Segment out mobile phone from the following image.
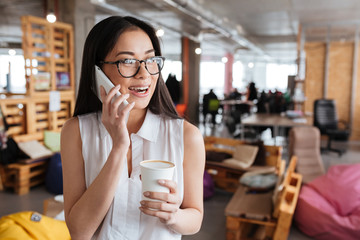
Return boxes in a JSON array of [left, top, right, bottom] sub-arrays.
[[94, 65, 129, 117]]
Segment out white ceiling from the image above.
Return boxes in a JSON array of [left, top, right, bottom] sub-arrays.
[[89, 0, 360, 63], [1, 0, 360, 63]]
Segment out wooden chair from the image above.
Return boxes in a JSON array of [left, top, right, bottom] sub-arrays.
[[289, 126, 325, 184], [204, 136, 282, 192], [225, 156, 302, 240]]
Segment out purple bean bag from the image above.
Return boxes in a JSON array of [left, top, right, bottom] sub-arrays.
[[203, 170, 215, 200]]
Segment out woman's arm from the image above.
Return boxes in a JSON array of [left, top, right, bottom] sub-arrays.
[[140, 121, 205, 234], [169, 121, 205, 234], [61, 86, 133, 239], [61, 118, 128, 239]]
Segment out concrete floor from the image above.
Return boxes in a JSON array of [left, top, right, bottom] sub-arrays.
[[1, 121, 360, 239]]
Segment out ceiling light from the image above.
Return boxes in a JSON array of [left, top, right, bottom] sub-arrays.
[[222, 57, 228, 63], [195, 47, 202, 55], [156, 28, 164, 37], [46, 12, 57, 23], [248, 62, 254, 68], [8, 49, 16, 56]]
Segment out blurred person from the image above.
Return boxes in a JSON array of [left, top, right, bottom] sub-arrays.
[[246, 82, 258, 101], [165, 73, 181, 105], [202, 89, 219, 125]]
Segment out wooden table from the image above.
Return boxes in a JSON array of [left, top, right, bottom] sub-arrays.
[[220, 99, 254, 106], [225, 157, 302, 240], [240, 113, 312, 144], [43, 197, 64, 218]]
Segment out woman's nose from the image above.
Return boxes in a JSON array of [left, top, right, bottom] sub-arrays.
[[135, 62, 150, 78]]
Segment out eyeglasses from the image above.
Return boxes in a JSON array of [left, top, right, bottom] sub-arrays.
[[100, 56, 165, 78]]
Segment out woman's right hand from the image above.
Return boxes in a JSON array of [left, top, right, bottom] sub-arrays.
[[100, 85, 135, 150]]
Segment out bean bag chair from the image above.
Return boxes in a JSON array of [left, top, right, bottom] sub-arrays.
[[45, 153, 63, 195], [203, 170, 215, 200], [0, 211, 70, 239], [294, 163, 360, 240]]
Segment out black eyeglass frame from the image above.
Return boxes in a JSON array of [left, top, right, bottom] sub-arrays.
[[99, 56, 165, 78]]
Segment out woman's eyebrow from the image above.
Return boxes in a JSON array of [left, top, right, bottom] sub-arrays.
[[115, 51, 134, 57], [114, 49, 155, 58], [145, 49, 155, 54]]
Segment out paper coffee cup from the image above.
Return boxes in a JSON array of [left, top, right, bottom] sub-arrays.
[[140, 160, 175, 201]]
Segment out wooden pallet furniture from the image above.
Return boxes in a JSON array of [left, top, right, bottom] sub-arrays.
[[0, 126, 59, 195], [0, 98, 66, 194], [0, 96, 73, 142], [0, 15, 75, 140], [21, 15, 75, 97], [225, 156, 302, 240], [0, 159, 50, 195], [0, 16, 74, 195], [204, 136, 282, 192]]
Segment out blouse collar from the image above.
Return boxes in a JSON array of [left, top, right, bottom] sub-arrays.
[[98, 109, 160, 143]]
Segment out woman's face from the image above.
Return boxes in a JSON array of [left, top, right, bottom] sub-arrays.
[[102, 28, 158, 110]]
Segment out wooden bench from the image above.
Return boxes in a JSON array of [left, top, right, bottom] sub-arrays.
[[204, 136, 282, 192], [0, 159, 50, 195], [225, 156, 302, 240], [0, 133, 54, 195]]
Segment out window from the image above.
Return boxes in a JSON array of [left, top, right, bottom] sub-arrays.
[[200, 61, 225, 98], [232, 61, 245, 90], [0, 55, 26, 93], [162, 60, 182, 82], [266, 63, 297, 91]]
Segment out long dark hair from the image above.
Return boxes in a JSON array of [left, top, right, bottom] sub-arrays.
[[73, 16, 180, 119]]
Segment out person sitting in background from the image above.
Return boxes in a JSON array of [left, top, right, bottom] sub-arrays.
[[202, 89, 219, 125], [227, 88, 242, 100], [257, 90, 269, 113], [246, 82, 258, 101], [165, 73, 181, 105], [269, 89, 287, 113]]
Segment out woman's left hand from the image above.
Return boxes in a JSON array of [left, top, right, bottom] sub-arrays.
[[139, 179, 181, 225]]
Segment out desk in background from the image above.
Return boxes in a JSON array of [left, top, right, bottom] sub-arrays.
[[220, 100, 255, 134], [220, 99, 254, 106], [241, 113, 312, 144], [220, 99, 255, 113]]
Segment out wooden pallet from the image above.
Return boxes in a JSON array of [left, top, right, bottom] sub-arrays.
[[21, 15, 75, 97], [0, 160, 49, 195], [225, 157, 302, 240], [204, 136, 283, 192]]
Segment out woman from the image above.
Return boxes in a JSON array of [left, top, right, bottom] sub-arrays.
[[61, 16, 205, 240]]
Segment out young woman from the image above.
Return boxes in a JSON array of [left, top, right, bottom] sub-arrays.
[[60, 16, 205, 240]]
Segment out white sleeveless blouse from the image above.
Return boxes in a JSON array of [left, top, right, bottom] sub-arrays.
[[78, 110, 184, 240]]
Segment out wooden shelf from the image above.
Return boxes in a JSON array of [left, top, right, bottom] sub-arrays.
[[0, 16, 75, 141], [21, 15, 75, 96]]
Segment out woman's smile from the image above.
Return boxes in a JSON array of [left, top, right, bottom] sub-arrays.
[[128, 84, 151, 97]]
